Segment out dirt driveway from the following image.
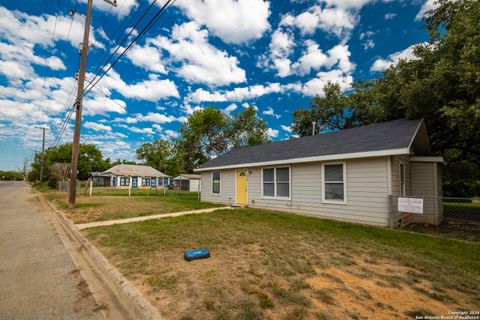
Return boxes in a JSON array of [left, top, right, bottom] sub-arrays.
[[0, 181, 104, 320]]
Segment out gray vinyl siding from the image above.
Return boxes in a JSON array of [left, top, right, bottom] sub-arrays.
[[201, 170, 236, 205], [411, 162, 436, 224], [390, 155, 413, 227], [201, 157, 391, 226]]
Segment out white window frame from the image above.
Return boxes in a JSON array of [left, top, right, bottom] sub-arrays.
[[321, 161, 347, 204], [211, 171, 221, 195], [261, 166, 291, 200], [399, 161, 406, 197]]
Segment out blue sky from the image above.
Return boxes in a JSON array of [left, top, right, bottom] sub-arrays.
[[0, 0, 436, 170]]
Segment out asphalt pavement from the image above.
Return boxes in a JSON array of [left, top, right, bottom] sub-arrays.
[[0, 181, 104, 320]]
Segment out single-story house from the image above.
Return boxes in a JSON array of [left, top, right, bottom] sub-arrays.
[[89, 172, 111, 187], [172, 174, 201, 192], [195, 119, 444, 228], [102, 164, 170, 189]]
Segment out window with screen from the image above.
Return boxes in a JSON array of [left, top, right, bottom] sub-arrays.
[[262, 167, 290, 198], [323, 163, 346, 202], [212, 171, 221, 194]]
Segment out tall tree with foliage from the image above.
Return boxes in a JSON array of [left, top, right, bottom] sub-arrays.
[[228, 106, 270, 149], [29, 143, 111, 182], [292, 0, 480, 196], [135, 139, 184, 176], [179, 106, 230, 157]]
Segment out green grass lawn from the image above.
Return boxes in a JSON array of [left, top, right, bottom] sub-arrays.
[[84, 208, 480, 320], [37, 186, 223, 224]]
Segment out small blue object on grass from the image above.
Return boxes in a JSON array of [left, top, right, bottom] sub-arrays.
[[184, 248, 210, 262]]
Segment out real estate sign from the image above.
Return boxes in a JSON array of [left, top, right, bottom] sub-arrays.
[[398, 197, 423, 214]]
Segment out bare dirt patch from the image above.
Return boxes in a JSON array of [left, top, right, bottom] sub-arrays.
[[84, 209, 480, 320]]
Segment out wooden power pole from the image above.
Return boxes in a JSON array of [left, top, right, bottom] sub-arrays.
[[68, 0, 116, 209], [35, 126, 49, 183]]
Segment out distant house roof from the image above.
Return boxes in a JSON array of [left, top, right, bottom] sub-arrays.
[[103, 164, 169, 178], [173, 174, 201, 180], [196, 119, 431, 171]]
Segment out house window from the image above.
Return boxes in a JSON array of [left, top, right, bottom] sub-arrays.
[[262, 167, 290, 198], [400, 162, 406, 196], [142, 178, 151, 187], [323, 163, 346, 203], [212, 171, 221, 194], [263, 168, 275, 197], [120, 177, 130, 186]]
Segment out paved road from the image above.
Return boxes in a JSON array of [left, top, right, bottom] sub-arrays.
[[0, 181, 104, 320]]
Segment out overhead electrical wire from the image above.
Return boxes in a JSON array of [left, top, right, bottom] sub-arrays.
[[51, 0, 176, 146]]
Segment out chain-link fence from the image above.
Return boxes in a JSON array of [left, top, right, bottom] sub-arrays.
[[83, 185, 201, 201], [390, 195, 480, 241], [56, 180, 81, 196]]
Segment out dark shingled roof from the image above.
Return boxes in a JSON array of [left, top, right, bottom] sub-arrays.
[[198, 119, 422, 170]]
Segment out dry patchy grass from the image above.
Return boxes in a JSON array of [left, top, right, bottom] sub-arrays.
[[41, 188, 222, 224], [84, 209, 480, 320]]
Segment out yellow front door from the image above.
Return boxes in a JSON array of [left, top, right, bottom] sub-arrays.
[[236, 169, 248, 205]]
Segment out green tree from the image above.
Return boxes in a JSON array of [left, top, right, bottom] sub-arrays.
[[178, 106, 230, 159], [228, 106, 270, 149], [292, 0, 480, 196], [135, 139, 183, 176], [29, 143, 110, 181]]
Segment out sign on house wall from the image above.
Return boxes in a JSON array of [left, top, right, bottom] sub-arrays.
[[398, 197, 424, 214]]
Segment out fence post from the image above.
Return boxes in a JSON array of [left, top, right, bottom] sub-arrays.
[[129, 176, 132, 197], [89, 179, 92, 197]]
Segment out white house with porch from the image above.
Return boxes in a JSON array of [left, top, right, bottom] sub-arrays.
[[102, 164, 170, 189]]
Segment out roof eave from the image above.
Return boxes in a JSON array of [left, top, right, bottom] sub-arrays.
[[194, 147, 411, 172]]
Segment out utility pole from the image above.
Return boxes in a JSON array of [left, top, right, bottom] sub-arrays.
[[35, 126, 49, 183], [68, 0, 116, 209]]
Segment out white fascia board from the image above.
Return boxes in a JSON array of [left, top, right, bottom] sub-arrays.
[[194, 148, 410, 172], [410, 156, 445, 164]]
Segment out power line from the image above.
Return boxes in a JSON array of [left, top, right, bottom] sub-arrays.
[[84, 0, 176, 97], [51, 0, 176, 147], [83, 0, 161, 93]]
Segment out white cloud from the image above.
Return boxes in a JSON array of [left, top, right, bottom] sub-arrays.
[[113, 116, 139, 124], [263, 107, 281, 119], [164, 130, 179, 138], [79, 0, 138, 17], [301, 69, 354, 96], [84, 122, 112, 132], [125, 42, 167, 74], [136, 112, 180, 124], [268, 28, 295, 77], [176, 0, 271, 44], [118, 125, 155, 135], [370, 43, 424, 72], [416, 0, 439, 20], [224, 103, 238, 115], [281, 5, 357, 40], [84, 96, 127, 116], [96, 70, 179, 102], [0, 6, 103, 49], [292, 41, 355, 76], [147, 21, 246, 86], [266, 128, 279, 138], [280, 125, 292, 133], [384, 13, 397, 20], [188, 83, 286, 103]]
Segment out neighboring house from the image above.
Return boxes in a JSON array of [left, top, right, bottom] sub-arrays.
[[172, 174, 201, 192], [89, 172, 111, 187], [102, 164, 170, 189], [195, 119, 444, 227]]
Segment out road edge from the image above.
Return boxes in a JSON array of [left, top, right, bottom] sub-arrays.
[[35, 191, 163, 320]]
